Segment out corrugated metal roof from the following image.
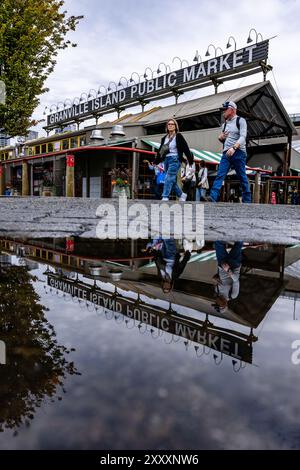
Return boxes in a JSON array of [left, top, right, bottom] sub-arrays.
[[141, 82, 267, 124], [138, 81, 296, 139]]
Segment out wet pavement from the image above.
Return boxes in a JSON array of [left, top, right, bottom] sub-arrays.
[[0, 238, 300, 450]]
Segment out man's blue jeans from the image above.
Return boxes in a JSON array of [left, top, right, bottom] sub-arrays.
[[210, 149, 251, 203], [162, 155, 182, 199], [215, 241, 243, 269]]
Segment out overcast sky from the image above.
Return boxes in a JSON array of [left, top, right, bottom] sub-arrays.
[[34, 0, 300, 135]]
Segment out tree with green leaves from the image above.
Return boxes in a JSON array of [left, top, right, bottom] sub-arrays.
[[0, 0, 83, 137]]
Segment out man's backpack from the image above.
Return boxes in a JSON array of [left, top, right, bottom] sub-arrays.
[[222, 116, 241, 133]]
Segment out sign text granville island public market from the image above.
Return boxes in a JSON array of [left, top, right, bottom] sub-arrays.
[[48, 41, 269, 126]]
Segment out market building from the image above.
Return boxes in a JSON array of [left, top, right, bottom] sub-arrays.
[[0, 36, 299, 202]]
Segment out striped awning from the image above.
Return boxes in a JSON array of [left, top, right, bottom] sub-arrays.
[[141, 139, 221, 164], [141, 139, 271, 173]]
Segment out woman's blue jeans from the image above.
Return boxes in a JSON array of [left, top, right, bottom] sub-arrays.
[[162, 155, 182, 199], [196, 187, 207, 201]]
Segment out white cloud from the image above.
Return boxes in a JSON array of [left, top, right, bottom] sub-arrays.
[[32, 0, 300, 134]]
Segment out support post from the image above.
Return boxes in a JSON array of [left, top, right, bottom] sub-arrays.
[[22, 161, 30, 196], [0, 165, 5, 195], [66, 154, 75, 197], [254, 172, 261, 203]]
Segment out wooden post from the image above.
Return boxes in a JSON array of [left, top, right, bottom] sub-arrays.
[[22, 161, 30, 196], [254, 172, 261, 203], [264, 180, 270, 204], [0, 165, 5, 195], [131, 151, 138, 199], [66, 154, 75, 198]]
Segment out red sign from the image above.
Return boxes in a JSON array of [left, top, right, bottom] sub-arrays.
[[66, 238, 75, 252], [66, 155, 75, 167]]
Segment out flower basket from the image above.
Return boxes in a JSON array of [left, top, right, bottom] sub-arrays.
[[109, 167, 132, 198]]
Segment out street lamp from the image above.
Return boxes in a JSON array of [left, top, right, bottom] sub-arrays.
[[79, 92, 88, 103], [129, 71, 140, 83], [107, 81, 118, 92], [226, 35, 237, 50], [143, 67, 154, 79], [88, 89, 97, 99], [193, 50, 203, 63], [205, 44, 223, 57], [64, 98, 73, 108], [118, 76, 129, 87], [247, 28, 263, 43], [156, 62, 171, 74], [97, 85, 107, 96]]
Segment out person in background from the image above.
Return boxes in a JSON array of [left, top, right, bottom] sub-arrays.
[[143, 159, 165, 200], [181, 161, 196, 201], [291, 187, 300, 205], [195, 160, 209, 201], [153, 118, 194, 201]]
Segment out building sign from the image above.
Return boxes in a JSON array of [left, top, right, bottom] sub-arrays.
[[48, 274, 253, 363], [47, 40, 269, 127]]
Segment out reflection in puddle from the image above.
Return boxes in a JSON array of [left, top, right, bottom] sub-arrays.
[[0, 263, 80, 435], [0, 237, 300, 449]]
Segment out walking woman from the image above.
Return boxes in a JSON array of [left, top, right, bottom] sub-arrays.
[[154, 118, 194, 201], [196, 160, 209, 201]]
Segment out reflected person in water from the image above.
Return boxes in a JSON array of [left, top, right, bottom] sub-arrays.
[[213, 241, 243, 312], [146, 238, 191, 293]]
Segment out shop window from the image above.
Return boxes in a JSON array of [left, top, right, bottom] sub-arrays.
[[137, 161, 156, 199], [70, 137, 78, 148], [36, 249, 41, 258], [35, 145, 40, 155], [41, 144, 47, 153], [62, 139, 69, 150], [48, 142, 54, 152], [62, 255, 69, 265], [54, 141, 61, 152], [28, 147, 33, 156], [80, 135, 86, 146]]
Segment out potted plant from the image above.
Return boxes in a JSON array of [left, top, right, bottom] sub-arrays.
[[109, 167, 132, 198], [41, 175, 55, 196]]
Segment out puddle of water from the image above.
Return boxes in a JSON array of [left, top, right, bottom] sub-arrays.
[[0, 238, 300, 449]]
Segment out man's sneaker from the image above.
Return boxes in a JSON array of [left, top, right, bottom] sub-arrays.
[[179, 192, 187, 202], [161, 197, 169, 201]]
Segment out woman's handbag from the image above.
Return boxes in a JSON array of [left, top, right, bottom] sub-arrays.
[[159, 135, 175, 159], [159, 143, 170, 159]]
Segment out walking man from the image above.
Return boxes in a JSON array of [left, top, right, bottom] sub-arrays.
[[205, 101, 251, 203]]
